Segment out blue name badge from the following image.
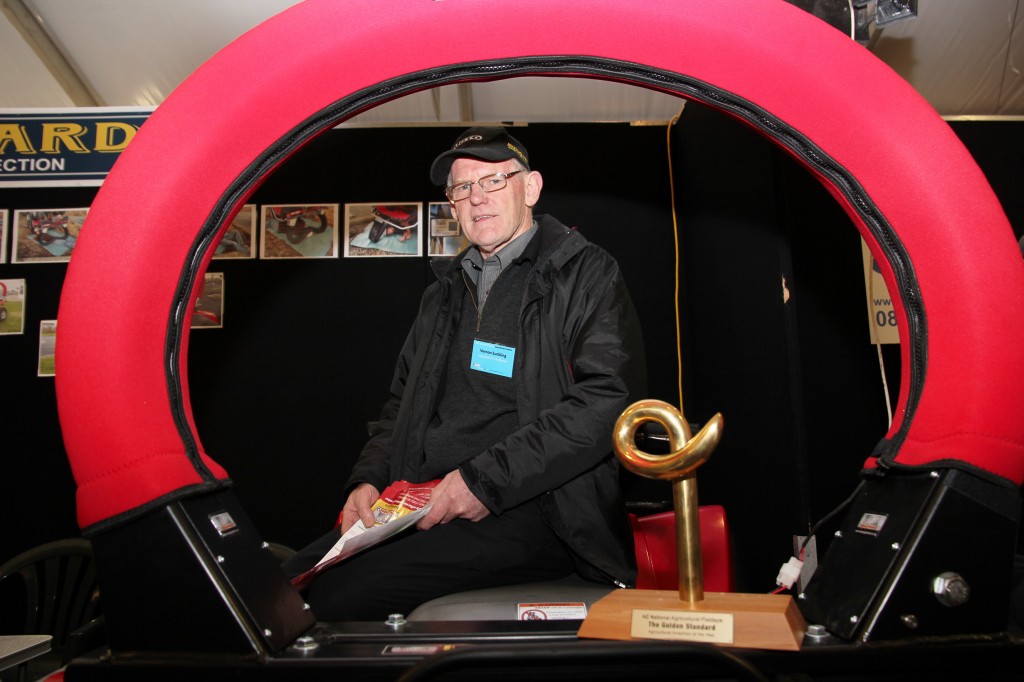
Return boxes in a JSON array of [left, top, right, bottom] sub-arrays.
[[470, 340, 516, 378]]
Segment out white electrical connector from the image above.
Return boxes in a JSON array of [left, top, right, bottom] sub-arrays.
[[776, 556, 804, 589]]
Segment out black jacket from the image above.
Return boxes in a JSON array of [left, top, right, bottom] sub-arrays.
[[346, 214, 647, 586]]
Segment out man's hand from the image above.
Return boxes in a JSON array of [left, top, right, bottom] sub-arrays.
[[418, 470, 490, 530], [340, 482, 380, 533]]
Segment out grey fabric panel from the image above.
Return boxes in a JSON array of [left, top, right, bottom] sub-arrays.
[[407, 575, 617, 621]]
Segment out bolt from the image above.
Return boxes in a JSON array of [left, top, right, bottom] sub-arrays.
[[932, 572, 970, 607], [891, 542, 900, 551], [386, 613, 407, 628], [291, 635, 319, 653], [216, 555, 225, 564], [264, 628, 273, 638], [804, 624, 833, 644], [900, 614, 919, 629]]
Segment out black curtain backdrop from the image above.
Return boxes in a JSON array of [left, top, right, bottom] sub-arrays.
[[1, 113, 1020, 594]]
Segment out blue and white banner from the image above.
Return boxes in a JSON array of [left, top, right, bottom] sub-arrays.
[[0, 107, 154, 187]]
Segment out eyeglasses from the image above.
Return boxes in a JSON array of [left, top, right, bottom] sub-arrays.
[[445, 170, 524, 201]]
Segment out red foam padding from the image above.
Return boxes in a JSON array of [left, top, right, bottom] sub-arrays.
[[56, 0, 1024, 530], [631, 507, 734, 593]]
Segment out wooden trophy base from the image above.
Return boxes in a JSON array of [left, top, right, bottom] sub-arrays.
[[578, 590, 806, 651]]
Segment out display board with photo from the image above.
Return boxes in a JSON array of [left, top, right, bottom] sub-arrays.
[[344, 202, 423, 258], [213, 204, 257, 259], [260, 204, 339, 259], [12, 208, 88, 263], [427, 202, 469, 256], [0, 210, 7, 264], [192, 272, 224, 329], [38, 320, 57, 377], [0, 278, 26, 335]]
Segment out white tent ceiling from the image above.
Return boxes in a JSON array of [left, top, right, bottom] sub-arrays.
[[0, 0, 1022, 121]]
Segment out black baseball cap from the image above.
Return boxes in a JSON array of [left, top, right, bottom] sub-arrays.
[[429, 126, 530, 186]]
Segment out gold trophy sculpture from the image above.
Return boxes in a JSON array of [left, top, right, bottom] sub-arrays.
[[578, 399, 806, 650]]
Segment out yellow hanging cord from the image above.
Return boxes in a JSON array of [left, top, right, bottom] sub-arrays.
[[666, 104, 686, 409]]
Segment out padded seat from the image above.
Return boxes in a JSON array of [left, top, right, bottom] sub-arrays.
[[407, 504, 733, 622], [407, 575, 615, 621]]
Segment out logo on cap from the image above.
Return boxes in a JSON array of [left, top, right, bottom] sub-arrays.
[[453, 134, 483, 150], [507, 142, 527, 163]]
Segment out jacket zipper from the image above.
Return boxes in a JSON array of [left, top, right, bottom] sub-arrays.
[[462, 269, 484, 332]]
